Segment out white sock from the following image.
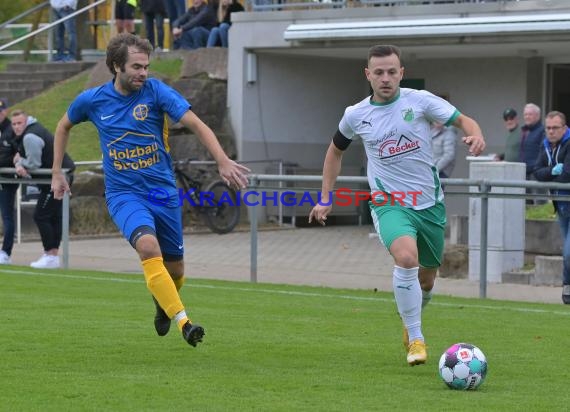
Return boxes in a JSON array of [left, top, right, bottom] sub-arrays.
[[393, 265, 423, 342], [174, 310, 187, 324], [422, 289, 433, 309]]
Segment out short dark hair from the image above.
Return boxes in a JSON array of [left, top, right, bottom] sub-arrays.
[[106, 33, 153, 76], [368, 45, 402, 64], [545, 110, 567, 125]]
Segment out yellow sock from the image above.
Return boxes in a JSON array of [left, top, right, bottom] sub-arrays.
[[172, 276, 185, 291], [142, 257, 189, 329]]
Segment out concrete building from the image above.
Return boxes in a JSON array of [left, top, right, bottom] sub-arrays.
[[228, 0, 570, 217]]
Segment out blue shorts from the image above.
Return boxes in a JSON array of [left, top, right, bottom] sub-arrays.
[[106, 192, 184, 259]]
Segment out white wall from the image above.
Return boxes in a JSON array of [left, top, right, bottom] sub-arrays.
[[405, 57, 528, 215], [239, 54, 368, 172]]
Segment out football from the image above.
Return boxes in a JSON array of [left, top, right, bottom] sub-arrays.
[[438, 343, 488, 390]]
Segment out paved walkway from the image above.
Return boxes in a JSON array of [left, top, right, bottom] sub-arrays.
[[8, 225, 564, 305]]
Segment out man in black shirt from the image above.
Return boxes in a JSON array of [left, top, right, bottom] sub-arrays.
[[11, 109, 75, 268], [0, 99, 17, 265]]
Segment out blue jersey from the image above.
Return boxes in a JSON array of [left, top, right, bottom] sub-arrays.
[[67, 78, 189, 204]]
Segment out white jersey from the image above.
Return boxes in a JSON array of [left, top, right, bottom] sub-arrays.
[[339, 88, 459, 210]]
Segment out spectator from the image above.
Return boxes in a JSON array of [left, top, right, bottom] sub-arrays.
[[430, 121, 457, 179], [10, 110, 75, 269], [521, 103, 546, 204], [0, 99, 17, 265], [164, 0, 186, 26], [533, 111, 570, 304], [520, 103, 545, 177], [116, 0, 137, 34], [171, 0, 217, 50], [164, 0, 187, 49], [140, 0, 166, 50], [50, 0, 78, 62], [206, 0, 244, 48], [502, 108, 521, 162]]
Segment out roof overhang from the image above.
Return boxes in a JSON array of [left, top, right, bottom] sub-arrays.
[[284, 13, 570, 42]]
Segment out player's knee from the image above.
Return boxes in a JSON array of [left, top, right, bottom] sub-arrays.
[[163, 257, 184, 278], [420, 277, 435, 291], [419, 269, 437, 291], [136, 235, 161, 260], [393, 253, 418, 269]]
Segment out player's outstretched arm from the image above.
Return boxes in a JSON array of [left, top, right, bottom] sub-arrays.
[[309, 142, 344, 226], [52, 113, 73, 200], [179, 110, 250, 189], [453, 114, 486, 156]]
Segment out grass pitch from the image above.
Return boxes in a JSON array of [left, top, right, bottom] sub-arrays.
[[1, 266, 569, 411]]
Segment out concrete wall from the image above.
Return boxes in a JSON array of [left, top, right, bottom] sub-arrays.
[[404, 57, 529, 214], [240, 54, 367, 172]]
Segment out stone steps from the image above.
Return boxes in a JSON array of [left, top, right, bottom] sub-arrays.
[[0, 61, 96, 106], [502, 255, 562, 286]]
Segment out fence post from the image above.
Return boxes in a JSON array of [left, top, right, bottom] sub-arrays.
[[16, 184, 22, 244], [479, 182, 490, 298], [62, 189, 70, 269], [249, 176, 259, 283]]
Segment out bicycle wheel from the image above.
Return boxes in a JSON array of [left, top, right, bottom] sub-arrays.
[[201, 180, 240, 234]]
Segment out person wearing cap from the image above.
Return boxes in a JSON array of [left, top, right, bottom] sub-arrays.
[[503, 108, 521, 162], [0, 99, 18, 264]]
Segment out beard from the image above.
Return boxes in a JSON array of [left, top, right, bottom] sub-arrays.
[[118, 74, 145, 93]]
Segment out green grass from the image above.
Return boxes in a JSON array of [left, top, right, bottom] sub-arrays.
[[149, 56, 183, 81], [1, 267, 570, 411], [526, 202, 557, 220], [10, 73, 101, 162]]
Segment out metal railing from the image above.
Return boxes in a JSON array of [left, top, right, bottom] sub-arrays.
[[0, 0, 107, 58], [246, 174, 570, 297], [0, 1, 50, 32], [0, 167, 72, 269]]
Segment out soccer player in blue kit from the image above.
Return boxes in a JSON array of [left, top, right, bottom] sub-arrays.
[[51, 33, 250, 347]]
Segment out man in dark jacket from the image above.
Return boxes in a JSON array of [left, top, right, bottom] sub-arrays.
[[171, 0, 216, 50], [534, 110, 570, 304], [521, 103, 546, 204], [0, 99, 17, 264], [10, 110, 75, 269], [521, 103, 545, 176]]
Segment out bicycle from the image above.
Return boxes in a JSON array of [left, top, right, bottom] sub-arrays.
[[173, 159, 240, 234]]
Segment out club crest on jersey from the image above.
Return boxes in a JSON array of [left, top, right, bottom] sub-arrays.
[[402, 108, 414, 122], [378, 134, 420, 159], [133, 104, 149, 121]]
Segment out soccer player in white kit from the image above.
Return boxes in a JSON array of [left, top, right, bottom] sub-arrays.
[[309, 45, 486, 366]]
